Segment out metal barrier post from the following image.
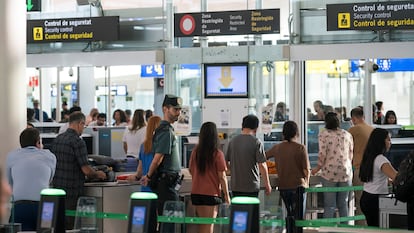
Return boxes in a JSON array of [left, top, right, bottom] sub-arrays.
[[296, 186, 305, 233], [127, 192, 158, 233]]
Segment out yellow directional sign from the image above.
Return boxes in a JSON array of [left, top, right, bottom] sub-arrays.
[[219, 67, 234, 87]]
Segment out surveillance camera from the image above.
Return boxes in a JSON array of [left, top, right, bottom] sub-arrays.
[[371, 63, 379, 72], [360, 61, 379, 73], [68, 67, 74, 77]]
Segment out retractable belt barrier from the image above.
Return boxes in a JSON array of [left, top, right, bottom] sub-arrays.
[[305, 185, 363, 193], [65, 210, 367, 228], [65, 185, 366, 227]]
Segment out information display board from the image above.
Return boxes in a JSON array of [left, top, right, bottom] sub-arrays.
[[175, 9, 280, 37], [27, 16, 119, 43], [327, 1, 414, 31]]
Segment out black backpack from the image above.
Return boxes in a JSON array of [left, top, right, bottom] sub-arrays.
[[393, 152, 414, 202]]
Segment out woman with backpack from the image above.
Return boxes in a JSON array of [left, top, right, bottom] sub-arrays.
[[359, 128, 397, 226]]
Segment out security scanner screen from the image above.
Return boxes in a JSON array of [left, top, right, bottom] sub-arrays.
[[232, 211, 248, 233], [131, 206, 146, 233], [40, 202, 54, 228]]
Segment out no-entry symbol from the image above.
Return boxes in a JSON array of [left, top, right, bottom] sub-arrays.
[[179, 14, 196, 35]]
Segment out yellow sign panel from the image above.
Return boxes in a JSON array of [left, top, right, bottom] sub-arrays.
[[306, 60, 349, 76], [111, 131, 123, 141], [33, 27, 43, 40], [338, 13, 350, 29], [262, 60, 350, 76]]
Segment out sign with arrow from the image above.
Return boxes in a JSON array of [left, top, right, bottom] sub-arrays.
[[27, 0, 41, 11]]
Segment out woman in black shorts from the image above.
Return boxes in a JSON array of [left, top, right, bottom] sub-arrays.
[[189, 122, 230, 233]]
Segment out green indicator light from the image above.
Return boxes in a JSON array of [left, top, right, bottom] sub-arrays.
[[231, 196, 260, 204], [40, 188, 66, 196], [131, 192, 158, 200]]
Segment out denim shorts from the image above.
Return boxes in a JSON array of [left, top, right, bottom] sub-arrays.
[[191, 194, 222, 206]]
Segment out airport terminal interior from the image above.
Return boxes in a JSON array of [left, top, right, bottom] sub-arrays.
[[1, 0, 414, 232]]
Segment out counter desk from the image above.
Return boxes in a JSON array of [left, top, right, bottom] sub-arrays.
[[83, 182, 140, 233], [379, 195, 407, 229]]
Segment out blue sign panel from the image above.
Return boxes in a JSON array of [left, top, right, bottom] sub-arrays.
[[180, 64, 200, 70], [141, 65, 164, 77], [350, 58, 414, 73], [375, 58, 414, 72]]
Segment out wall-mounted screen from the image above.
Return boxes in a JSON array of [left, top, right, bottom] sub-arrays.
[[204, 63, 249, 98], [116, 85, 127, 96], [95, 85, 128, 96]]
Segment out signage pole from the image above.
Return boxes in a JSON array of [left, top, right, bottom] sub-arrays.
[[200, 0, 208, 47], [364, 59, 373, 124], [56, 67, 62, 123]]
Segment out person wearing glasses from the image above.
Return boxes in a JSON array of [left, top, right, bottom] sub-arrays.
[[51, 111, 106, 229]]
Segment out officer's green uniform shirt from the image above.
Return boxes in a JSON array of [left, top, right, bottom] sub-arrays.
[[152, 120, 181, 173]]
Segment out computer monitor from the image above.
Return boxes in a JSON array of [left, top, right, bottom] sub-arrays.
[[204, 63, 249, 98], [229, 197, 260, 233], [127, 192, 158, 233], [37, 188, 66, 233]]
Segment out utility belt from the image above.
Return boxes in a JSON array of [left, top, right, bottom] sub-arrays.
[[159, 172, 184, 190], [14, 200, 39, 205], [160, 172, 180, 182]]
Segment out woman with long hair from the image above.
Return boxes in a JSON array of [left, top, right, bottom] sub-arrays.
[[359, 128, 397, 226], [190, 122, 230, 233], [127, 116, 161, 192], [123, 109, 146, 157], [311, 112, 353, 220]]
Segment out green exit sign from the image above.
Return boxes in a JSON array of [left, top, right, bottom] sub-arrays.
[[27, 0, 41, 11]]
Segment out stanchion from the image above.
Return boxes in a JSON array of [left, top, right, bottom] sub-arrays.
[[127, 192, 158, 233], [36, 188, 66, 233], [295, 186, 305, 233], [228, 196, 260, 233]]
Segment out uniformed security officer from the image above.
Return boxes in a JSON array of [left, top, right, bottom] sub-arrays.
[[140, 94, 182, 231]]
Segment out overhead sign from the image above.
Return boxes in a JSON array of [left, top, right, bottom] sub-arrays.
[[174, 9, 280, 37], [27, 16, 119, 43], [141, 65, 164, 77], [327, 1, 414, 31], [27, 0, 41, 11]]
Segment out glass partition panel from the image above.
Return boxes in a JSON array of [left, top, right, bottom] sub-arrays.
[[174, 64, 202, 133], [253, 61, 290, 152], [305, 58, 414, 166], [95, 65, 155, 125], [305, 59, 360, 166], [371, 58, 414, 126]]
